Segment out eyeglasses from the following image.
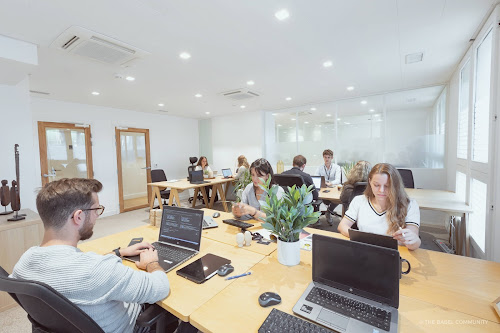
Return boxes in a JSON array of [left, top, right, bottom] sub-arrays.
[[82, 205, 105, 216]]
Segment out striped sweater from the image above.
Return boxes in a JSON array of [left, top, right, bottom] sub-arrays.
[[11, 245, 170, 333]]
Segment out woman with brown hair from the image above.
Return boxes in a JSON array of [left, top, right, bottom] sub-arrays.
[[338, 163, 421, 250], [235, 155, 250, 180], [339, 160, 371, 209]]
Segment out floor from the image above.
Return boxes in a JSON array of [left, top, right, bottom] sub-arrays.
[[0, 198, 450, 332]]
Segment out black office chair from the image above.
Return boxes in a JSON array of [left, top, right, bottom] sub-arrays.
[[0, 265, 174, 333], [397, 169, 415, 188], [273, 174, 322, 213], [341, 181, 368, 217], [151, 169, 170, 207], [187, 157, 204, 204]]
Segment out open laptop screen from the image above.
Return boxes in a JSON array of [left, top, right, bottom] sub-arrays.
[[158, 206, 203, 251], [311, 176, 322, 189], [222, 168, 232, 178], [312, 234, 399, 308]]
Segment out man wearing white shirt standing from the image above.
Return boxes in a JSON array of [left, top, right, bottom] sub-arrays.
[[315, 149, 342, 225]]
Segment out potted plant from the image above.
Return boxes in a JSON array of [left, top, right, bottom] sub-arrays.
[[203, 170, 209, 178], [341, 161, 355, 183], [233, 169, 252, 202], [259, 177, 321, 266]]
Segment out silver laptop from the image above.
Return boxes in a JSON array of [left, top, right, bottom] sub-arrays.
[[221, 168, 232, 178], [293, 234, 400, 333], [202, 215, 219, 229], [311, 176, 326, 189], [123, 206, 203, 272]]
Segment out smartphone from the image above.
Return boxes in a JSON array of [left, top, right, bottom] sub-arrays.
[[323, 190, 330, 193], [128, 237, 143, 247]]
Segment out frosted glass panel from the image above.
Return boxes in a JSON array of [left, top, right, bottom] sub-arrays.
[[470, 178, 487, 252], [120, 131, 148, 210], [455, 171, 466, 203], [46, 128, 88, 180], [273, 112, 297, 166], [457, 60, 470, 159]]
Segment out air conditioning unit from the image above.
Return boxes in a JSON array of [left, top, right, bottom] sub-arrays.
[[221, 89, 260, 100], [50, 26, 150, 66]]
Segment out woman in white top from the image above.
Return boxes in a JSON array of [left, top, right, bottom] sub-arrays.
[[314, 149, 342, 186], [338, 163, 421, 250], [194, 156, 213, 178], [235, 155, 249, 180], [232, 158, 284, 219]]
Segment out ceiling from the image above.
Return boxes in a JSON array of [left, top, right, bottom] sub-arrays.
[[0, 0, 497, 119]]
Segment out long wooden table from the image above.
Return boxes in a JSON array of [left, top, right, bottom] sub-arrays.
[[148, 177, 234, 212], [319, 187, 473, 256]]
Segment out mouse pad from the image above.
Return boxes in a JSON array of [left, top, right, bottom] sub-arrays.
[[176, 253, 231, 283]]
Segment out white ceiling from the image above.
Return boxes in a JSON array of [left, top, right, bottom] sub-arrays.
[[0, 0, 496, 119]]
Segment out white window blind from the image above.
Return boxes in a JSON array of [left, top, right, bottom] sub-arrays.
[[470, 178, 487, 252], [472, 30, 492, 163], [455, 171, 466, 203], [457, 61, 470, 159]]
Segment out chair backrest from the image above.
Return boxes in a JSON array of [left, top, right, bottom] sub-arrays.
[[0, 266, 104, 333], [151, 169, 167, 183], [187, 165, 197, 180], [273, 174, 304, 190], [348, 182, 368, 210], [397, 169, 415, 188]]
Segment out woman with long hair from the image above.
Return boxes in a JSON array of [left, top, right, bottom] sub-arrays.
[[235, 155, 250, 180], [339, 160, 371, 209], [232, 158, 284, 219], [338, 163, 421, 250]]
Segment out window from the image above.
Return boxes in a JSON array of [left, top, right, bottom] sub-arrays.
[[470, 178, 487, 252], [457, 60, 470, 159], [472, 30, 492, 163], [455, 171, 467, 203]]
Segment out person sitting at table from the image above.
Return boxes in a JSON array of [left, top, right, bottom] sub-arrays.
[[195, 156, 216, 201], [315, 149, 342, 225], [232, 158, 284, 219], [282, 154, 318, 200], [235, 155, 249, 180], [340, 160, 371, 210], [10, 178, 197, 333], [338, 163, 421, 250]]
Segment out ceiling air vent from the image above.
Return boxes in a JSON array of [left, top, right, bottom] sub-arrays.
[[221, 89, 260, 101], [29, 90, 50, 95], [50, 26, 150, 66]]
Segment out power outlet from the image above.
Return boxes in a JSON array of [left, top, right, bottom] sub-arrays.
[[153, 163, 158, 168]]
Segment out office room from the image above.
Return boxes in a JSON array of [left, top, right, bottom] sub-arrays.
[[1, 0, 500, 332]]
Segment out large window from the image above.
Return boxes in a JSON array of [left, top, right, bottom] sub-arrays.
[[470, 178, 487, 252], [457, 60, 470, 159]]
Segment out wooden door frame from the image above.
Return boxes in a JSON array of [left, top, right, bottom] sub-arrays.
[[115, 127, 152, 213], [38, 121, 94, 186]]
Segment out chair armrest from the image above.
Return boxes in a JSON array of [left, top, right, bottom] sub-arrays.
[[136, 304, 176, 328], [311, 200, 322, 207]]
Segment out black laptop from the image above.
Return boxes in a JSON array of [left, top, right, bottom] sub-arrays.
[[349, 228, 398, 250], [189, 170, 209, 184], [123, 206, 203, 272], [293, 234, 400, 333]]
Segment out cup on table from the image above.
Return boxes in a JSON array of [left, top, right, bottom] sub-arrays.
[[337, 185, 343, 191]]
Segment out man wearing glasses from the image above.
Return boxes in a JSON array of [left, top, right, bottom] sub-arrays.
[[10, 178, 195, 333]]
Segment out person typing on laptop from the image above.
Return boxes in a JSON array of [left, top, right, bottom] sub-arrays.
[[338, 163, 421, 250], [10, 178, 196, 333]]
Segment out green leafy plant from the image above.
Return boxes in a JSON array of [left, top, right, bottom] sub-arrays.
[[233, 169, 252, 202], [341, 161, 356, 180], [259, 176, 321, 242]]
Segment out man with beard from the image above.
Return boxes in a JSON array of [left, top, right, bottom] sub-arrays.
[[10, 178, 193, 333]]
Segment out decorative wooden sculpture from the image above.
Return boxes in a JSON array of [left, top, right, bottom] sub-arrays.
[[0, 179, 13, 215], [7, 144, 25, 221]]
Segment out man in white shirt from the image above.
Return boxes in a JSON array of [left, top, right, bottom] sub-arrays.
[[315, 149, 342, 225]]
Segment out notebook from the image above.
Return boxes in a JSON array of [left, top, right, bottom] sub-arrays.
[[293, 234, 400, 333], [221, 168, 232, 178], [348, 228, 398, 250], [123, 206, 203, 272], [189, 170, 209, 184], [311, 176, 326, 189]]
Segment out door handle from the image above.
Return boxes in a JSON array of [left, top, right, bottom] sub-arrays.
[[43, 173, 56, 178]]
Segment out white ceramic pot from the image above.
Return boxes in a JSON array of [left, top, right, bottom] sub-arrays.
[[277, 239, 300, 266]]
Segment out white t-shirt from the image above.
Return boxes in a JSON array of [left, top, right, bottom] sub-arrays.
[[345, 195, 420, 236]]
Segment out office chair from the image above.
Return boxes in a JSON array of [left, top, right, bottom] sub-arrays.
[[187, 157, 204, 204], [0, 265, 174, 333], [341, 181, 368, 217], [273, 174, 322, 213], [397, 169, 415, 188], [151, 169, 171, 207]]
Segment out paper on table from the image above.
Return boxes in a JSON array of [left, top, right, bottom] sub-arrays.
[[300, 235, 313, 251]]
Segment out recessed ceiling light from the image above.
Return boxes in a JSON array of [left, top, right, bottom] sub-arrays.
[[195, 93, 202, 98], [246, 80, 255, 86], [91, 91, 100, 96], [179, 52, 191, 59], [361, 100, 367, 105], [158, 103, 164, 107], [125, 76, 135, 81], [337, 118, 341, 121], [305, 121, 309, 124], [285, 97, 292, 101], [326, 114, 331, 117], [240, 105, 246, 109], [344, 122, 351, 125], [375, 114, 381, 117], [277, 124, 282, 127], [291, 118, 296, 121], [275, 9, 290, 21], [323, 61, 333, 68], [310, 107, 317, 111], [205, 111, 210, 115], [346, 86, 354, 91], [369, 109, 375, 112], [272, 113, 278, 116]]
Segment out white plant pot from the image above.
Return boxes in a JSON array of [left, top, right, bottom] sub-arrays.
[[277, 239, 301, 266]]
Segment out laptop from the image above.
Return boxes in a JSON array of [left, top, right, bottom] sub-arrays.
[[311, 176, 326, 189], [189, 170, 209, 184], [349, 228, 398, 250], [221, 168, 232, 178], [202, 215, 219, 229], [123, 206, 203, 272], [293, 234, 400, 333]]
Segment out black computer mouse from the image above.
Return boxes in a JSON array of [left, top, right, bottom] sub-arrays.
[[212, 212, 221, 218], [258, 292, 282, 307], [217, 264, 234, 277]]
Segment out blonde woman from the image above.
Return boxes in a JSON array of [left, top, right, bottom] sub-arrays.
[[235, 155, 250, 180], [338, 163, 421, 250], [339, 160, 371, 208]]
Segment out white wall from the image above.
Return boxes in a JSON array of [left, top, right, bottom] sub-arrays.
[[31, 97, 199, 216], [0, 78, 38, 211], [211, 111, 264, 173]]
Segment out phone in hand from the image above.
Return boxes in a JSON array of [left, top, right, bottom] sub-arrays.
[[128, 237, 144, 247]]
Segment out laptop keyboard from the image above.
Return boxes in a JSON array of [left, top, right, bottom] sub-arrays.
[[152, 242, 194, 262], [306, 287, 391, 331], [259, 308, 333, 333], [222, 219, 254, 229]]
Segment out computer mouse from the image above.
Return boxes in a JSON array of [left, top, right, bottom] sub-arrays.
[[258, 292, 282, 307], [217, 264, 234, 277], [212, 212, 221, 218]]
